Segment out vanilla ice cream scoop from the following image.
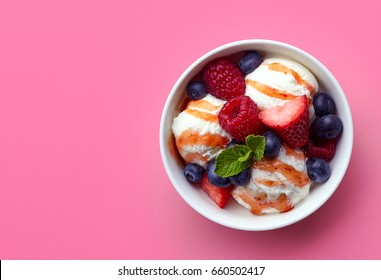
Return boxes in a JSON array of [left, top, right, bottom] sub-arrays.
[[245, 57, 319, 117], [172, 94, 232, 168], [232, 144, 311, 214]]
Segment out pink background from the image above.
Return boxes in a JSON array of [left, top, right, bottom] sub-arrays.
[[0, 0, 380, 259]]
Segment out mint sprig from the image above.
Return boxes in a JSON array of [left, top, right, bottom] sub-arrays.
[[215, 135, 265, 178], [246, 135, 266, 160]]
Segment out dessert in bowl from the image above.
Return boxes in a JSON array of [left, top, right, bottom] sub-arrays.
[[160, 39, 353, 231]]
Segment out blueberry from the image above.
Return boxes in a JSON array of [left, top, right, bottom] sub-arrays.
[[206, 160, 231, 188], [186, 81, 207, 100], [306, 158, 331, 183], [229, 168, 251, 186], [313, 92, 336, 116], [263, 131, 281, 158], [227, 139, 239, 148], [183, 163, 204, 183], [238, 51, 263, 74], [314, 114, 343, 139]]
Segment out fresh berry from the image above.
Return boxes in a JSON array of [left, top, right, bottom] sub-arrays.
[[303, 132, 337, 162], [218, 95, 265, 142], [313, 92, 336, 116], [206, 160, 231, 188], [186, 81, 207, 100], [314, 114, 343, 139], [202, 59, 245, 101], [238, 51, 263, 74], [229, 168, 251, 186], [199, 173, 233, 208], [306, 157, 331, 183], [183, 163, 204, 183], [259, 95, 309, 148], [263, 131, 281, 158], [227, 139, 239, 148]]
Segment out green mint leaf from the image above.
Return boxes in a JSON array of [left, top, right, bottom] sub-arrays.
[[215, 145, 253, 178], [245, 135, 266, 161]]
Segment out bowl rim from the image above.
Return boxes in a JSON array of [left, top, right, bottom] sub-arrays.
[[160, 39, 354, 231]]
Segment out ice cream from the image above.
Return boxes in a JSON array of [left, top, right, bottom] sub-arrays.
[[245, 57, 319, 118], [232, 144, 311, 214], [172, 94, 232, 168]]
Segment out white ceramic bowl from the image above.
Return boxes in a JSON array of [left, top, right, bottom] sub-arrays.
[[160, 39, 353, 231]]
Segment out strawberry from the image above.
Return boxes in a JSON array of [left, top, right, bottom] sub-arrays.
[[202, 59, 245, 101], [199, 173, 233, 208], [218, 95, 265, 142], [259, 95, 309, 148], [303, 132, 338, 162]]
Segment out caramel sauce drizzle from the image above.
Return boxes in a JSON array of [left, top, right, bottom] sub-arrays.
[[254, 178, 287, 188], [246, 62, 316, 105], [266, 63, 316, 94], [184, 152, 209, 165], [184, 108, 218, 123], [236, 188, 294, 214], [246, 79, 297, 101], [188, 98, 222, 112], [184, 98, 222, 123], [176, 129, 229, 165], [176, 129, 229, 150], [174, 98, 228, 165], [254, 159, 309, 188], [283, 144, 305, 160]]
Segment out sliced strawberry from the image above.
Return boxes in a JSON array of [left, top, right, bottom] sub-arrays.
[[259, 95, 309, 148], [303, 132, 338, 161], [199, 173, 233, 208]]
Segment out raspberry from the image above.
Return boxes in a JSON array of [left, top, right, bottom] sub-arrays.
[[218, 95, 265, 142], [202, 59, 245, 101], [303, 133, 337, 162]]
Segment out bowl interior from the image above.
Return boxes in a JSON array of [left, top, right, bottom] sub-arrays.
[[160, 40, 353, 231]]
